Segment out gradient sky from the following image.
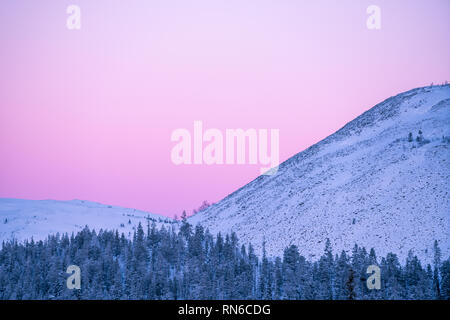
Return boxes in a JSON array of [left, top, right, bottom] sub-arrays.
[[0, 0, 449, 218]]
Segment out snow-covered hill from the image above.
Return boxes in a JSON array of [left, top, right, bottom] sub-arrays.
[[189, 85, 450, 263], [0, 199, 176, 243]]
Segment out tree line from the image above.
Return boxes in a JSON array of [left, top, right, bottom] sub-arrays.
[[0, 219, 448, 300]]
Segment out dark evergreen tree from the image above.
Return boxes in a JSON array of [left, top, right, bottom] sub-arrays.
[[440, 260, 450, 300], [345, 268, 356, 300]]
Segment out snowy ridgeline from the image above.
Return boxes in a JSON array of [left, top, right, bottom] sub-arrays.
[[189, 85, 450, 264], [0, 198, 176, 243], [0, 85, 449, 266]]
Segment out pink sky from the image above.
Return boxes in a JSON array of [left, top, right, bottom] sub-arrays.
[[0, 0, 449, 217]]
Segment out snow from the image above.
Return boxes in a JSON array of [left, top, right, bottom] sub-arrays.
[[0, 198, 176, 243], [1, 85, 448, 264], [188, 85, 450, 264]]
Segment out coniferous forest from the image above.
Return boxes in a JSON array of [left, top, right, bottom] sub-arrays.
[[0, 219, 448, 300]]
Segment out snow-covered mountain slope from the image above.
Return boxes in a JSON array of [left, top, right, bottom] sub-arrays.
[[189, 85, 450, 263], [0, 199, 176, 243]]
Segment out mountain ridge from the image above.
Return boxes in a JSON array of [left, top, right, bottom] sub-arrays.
[[188, 85, 450, 263], [1, 85, 448, 264]]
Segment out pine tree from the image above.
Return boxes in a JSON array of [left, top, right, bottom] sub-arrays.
[[282, 245, 300, 299], [179, 210, 192, 240], [345, 268, 356, 300], [316, 239, 334, 299], [433, 240, 442, 299], [408, 132, 413, 142], [440, 260, 450, 300], [334, 251, 350, 300]]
